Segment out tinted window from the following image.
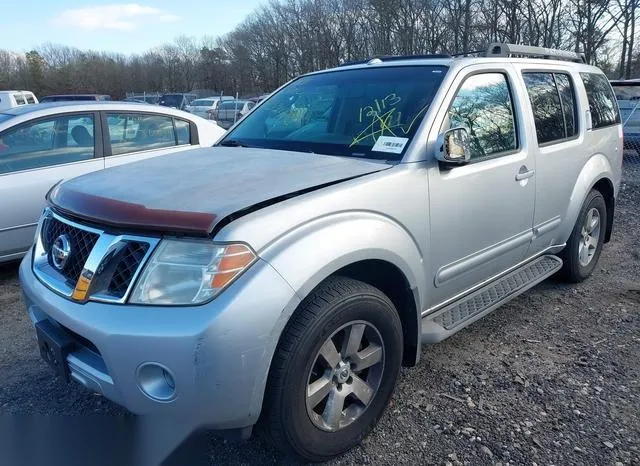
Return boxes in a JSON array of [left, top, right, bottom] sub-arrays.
[[13, 94, 26, 105], [581, 73, 621, 129], [554, 74, 577, 137], [523, 73, 566, 144], [0, 114, 95, 174], [26, 94, 36, 104], [175, 119, 190, 145], [191, 99, 214, 107], [159, 95, 184, 107], [442, 73, 517, 160], [107, 113, 177, 155], [223, 66, 447, 160], [220, 101, 246, 110]]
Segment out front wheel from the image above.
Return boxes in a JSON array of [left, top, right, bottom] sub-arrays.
[[262, 276, 403, 462], [558, 189, 607, 282]]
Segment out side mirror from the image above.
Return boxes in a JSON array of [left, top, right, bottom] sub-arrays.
[[435, 127, 471, 164]]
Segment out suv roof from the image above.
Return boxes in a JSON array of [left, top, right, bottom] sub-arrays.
[[330, 43, 593, 74]]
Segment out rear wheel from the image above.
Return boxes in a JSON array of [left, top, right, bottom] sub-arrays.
[[558, 190, 607, 282], [262, 276, 403, 462]]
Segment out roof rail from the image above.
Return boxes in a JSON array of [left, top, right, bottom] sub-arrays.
[[337, 54, 451, 67], [486, 43, 586, 63]]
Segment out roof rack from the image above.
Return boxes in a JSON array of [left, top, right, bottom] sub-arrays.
[[486, 43, 586, 63]]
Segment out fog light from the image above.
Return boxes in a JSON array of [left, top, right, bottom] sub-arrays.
[[136, 363, 176, 402]]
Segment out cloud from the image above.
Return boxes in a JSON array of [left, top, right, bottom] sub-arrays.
[[52, 3, 179, 31]]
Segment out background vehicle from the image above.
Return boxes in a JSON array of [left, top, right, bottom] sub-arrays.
[[39, 94, 112, 103], [158, 93, 197, 110], [124, 95, 160, 105], [122, 97, 146, 104], [0, 101, 225, 263], [186, 96, 234, 118], [611, 79, 640, 151], [248, 93, 271, 104], [19, 44, 621, 462], [0, 91, 38, 111], [212, 99, 255, 128]]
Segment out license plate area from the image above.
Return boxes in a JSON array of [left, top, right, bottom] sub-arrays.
[[35, 320, 76, 382]]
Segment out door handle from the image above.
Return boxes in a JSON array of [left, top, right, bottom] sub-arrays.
[[515, 168, 535, 181]]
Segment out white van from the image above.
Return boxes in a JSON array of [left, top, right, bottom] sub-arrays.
[[0, 91, 39, 111]]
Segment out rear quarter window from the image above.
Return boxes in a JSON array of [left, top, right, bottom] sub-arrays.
[[580, 73, 621, 129]]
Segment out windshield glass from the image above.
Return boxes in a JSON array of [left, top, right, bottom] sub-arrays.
[[612, 83, 640, 101], [220, 101, 246, 110], [191, 99, 214, 106], [160, 94, 183, 107], [221, 65, 447, 159]]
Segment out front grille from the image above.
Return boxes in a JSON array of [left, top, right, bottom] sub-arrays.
[[107, 242, 149, 297], [33, 209, 159, 303], [42, 217, 99, 284]]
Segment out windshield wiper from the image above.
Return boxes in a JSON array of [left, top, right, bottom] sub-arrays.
[[219, 139, 250, 147]]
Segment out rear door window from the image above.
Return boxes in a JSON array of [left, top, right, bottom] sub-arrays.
[[580, 72, 621, 129], [0, 114, 95, 174], [174, 119, 191, 145], [107, 113, 177, 155], [554, 74, 577, 137], [523, 72, 577, 144]]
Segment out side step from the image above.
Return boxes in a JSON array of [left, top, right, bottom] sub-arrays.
[[421, 255, 562, 344]]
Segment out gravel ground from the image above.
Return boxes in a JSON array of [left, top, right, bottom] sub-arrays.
[[1, 164, 638, 465]]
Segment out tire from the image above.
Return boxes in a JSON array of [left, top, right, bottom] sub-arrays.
[[558, 189, 607, 283], [262, 276, 403, 462]]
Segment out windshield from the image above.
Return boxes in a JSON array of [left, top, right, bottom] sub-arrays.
[[220, 101, 246, 110], [191, 99, 214, 107], [221, 65, 447, 159], [612, 84, 640, 101], [160, 94, 183, 107]]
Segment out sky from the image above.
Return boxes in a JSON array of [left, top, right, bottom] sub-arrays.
[[3, 0, 263, 55]]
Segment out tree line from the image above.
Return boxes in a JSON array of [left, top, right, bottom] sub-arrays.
[[0, 0, 638, 99]]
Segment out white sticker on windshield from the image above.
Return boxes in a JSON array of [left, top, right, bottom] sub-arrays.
[[371, 136, 409, 154]]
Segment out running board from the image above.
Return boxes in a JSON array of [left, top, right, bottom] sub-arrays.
[[421, 255, 563, 344]]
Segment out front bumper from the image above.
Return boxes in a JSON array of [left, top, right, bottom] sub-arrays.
[[20, 253, 300, 430]]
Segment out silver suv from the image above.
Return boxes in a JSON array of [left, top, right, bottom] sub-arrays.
[[19, 44, 622, 461]]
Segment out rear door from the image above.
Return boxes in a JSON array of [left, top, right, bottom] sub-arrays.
[[515, 66, 583, 253], [518, 67, 621, 254], [427, 64, 537, 306], [103, 111, 198, 167], [0, 112, 103, 260]]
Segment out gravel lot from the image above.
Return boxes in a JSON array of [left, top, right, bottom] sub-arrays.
[[1, 164, 638, 465]]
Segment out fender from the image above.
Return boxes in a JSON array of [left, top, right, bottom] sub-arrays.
[[559, 153, 615, 243], [258, 210, 426, 353]]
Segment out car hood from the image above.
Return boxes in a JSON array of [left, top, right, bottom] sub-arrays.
[[49, 147, 391, 236]]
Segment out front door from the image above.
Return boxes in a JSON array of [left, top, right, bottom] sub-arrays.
[[0, 112, 103, 260], [427, 66, 536, 307]]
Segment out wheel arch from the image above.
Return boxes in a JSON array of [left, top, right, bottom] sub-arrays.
[[330, 260, 420, 367], [563, 154, 616, 244], [261, 213, 426, 367]]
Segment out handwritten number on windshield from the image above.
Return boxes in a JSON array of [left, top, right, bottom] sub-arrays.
[[350, 93, 428, 147]]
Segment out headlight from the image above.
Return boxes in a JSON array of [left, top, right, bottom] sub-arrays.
[[130, 239, 256, 305]]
